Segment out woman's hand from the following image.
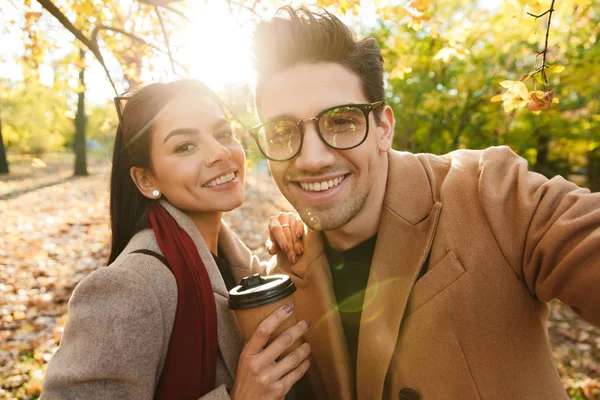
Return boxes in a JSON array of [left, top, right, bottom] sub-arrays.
[[229, 304, 311, 400], [267, 212, 304, 263]]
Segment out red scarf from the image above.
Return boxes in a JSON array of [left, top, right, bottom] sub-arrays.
[[149, 204, 218, 399]]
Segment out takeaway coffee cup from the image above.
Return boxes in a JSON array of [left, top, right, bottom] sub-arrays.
[[229, 274, 303, 356]]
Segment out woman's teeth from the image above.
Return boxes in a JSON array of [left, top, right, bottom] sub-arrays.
[[300, 175, 345, 192], [204, 172, 236, 188]]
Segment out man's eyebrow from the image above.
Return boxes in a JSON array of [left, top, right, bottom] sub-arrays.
[[265, 113, 298, 123], [163, 128, 199, 144]]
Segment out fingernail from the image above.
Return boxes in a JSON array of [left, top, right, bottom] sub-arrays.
[[297, 232, 303, 238], [304, 320, 311, 329], [284, 303, 295, 313], [291, 254, 297, 264], [295, 244, 303, 254]]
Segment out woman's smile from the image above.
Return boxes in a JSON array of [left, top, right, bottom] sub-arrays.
[[202, 170, 240, 190]]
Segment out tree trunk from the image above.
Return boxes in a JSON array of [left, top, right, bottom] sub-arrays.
[[534, 131, 552, 178], [0, 110, 9, 174], [73, 49, 88, 176], [536, 133, 549, 168], [588, 147, 600, 192]]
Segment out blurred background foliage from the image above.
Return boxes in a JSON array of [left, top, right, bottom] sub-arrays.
[[0, 0, 598, 183]]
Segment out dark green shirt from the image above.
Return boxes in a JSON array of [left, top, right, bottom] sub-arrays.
[[325, 234, 378, 381]]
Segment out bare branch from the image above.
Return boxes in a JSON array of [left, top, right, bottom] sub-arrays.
[[225, 0, 260, 16], [529, 0, 556, 88], [35, 0, 118, 94], [162, 4, 192, 22], [527, 9, 552, 19], [154, 6, 177, 75], [91, 25, 145, 46], [91, 25, 187, 72]]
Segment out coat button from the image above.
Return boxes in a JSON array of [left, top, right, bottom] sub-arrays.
[[399, 388, 420, 400]]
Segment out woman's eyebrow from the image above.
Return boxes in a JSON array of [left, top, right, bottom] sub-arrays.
[[212, 119, 231, 131], [163, 128, 199, 144]]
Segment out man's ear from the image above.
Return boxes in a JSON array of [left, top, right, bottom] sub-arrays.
[[130, 166, 159, 200], [377, 105, 395, 153]]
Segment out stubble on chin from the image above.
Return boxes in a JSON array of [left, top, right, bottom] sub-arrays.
[[293, 198, 359, 232]]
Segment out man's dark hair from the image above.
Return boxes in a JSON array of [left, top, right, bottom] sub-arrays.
[[252, 6, 385, 121]]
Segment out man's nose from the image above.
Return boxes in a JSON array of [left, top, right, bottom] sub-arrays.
[[204, 138, 231, 167], [294, 121, 336, 172]]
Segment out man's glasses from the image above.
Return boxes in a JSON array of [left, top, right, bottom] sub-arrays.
[[249, 101, 384, 162]]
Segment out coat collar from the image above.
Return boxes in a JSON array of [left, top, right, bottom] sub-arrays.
[[274, 150, 442, 400], [158, 200, 259, 379]]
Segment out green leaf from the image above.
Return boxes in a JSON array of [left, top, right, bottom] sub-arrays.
[[534, 72, 546, 85]]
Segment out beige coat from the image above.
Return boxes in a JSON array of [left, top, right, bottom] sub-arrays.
[[42, 201, 261, 400], [268, 146, 600, 400]]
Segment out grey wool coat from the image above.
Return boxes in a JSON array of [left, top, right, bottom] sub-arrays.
[[41, 200, 262, 399]]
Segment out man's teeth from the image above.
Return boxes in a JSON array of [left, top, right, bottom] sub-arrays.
[[300, 176, 345, 192], [204, 172, 236, 188]]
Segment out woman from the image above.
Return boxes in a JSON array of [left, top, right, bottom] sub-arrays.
[[41, 80, 310, 399]]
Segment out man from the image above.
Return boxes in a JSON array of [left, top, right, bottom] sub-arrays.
[[250, 6, 600, 400]]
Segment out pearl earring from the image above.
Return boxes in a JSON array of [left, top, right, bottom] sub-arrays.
[[152, 189, 160, 197]]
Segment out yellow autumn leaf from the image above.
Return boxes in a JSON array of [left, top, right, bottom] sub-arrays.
[[507, 81, 530, 101], [517, 0, 543, 13], [409, 0, 434, 12], [499, 80, 519, 89], [496, 80, 530, 112], [547, 65, 565, 74], [31, 158, 47, 168], [490, 94, 504, 102], [18, 323, 35, 334]]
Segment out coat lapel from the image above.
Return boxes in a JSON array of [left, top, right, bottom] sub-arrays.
[[159, 201, 256, 380], [269, 228, 354, 400], [356, 203, 441, 399], [356, 151, 442, 400]]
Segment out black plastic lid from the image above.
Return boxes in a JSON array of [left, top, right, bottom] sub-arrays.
[[228, 274, 296, 310]]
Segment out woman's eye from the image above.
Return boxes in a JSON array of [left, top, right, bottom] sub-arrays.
[[174, 143, 195, 153]]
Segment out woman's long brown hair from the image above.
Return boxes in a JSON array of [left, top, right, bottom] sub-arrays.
[[107, 80, 221, 264]]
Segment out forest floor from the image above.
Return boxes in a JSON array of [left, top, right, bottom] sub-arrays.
[[1, 153, 599, 399]]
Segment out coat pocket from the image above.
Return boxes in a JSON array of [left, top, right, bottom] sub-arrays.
[[406, 251, 466, 315]]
